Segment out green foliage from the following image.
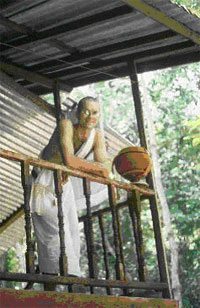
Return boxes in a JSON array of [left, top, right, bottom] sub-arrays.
[[73, 61, 200, 304], [184, 117, 200, 148], [147, 63, 200, 307], [5, 248, 21, 288], [171, 0, 200, 17], [39, 60, 200, 303]]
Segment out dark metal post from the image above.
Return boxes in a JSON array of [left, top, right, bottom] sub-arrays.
[[53, 82, 68, 276], [128, 190, 145, 281], [53, 80, 62, 121], [54, 170, 68, 276], [21, 161, 35, 274], [116, 206, 126, 279], [128, 59, 171, 298], [83, 178, 95, 293], [98, 214, 111, 295], [108, 184, 125, 281]]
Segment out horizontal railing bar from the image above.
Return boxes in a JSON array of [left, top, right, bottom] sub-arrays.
[[0, 272, 168, 290], [0, 149, 154, 196], [79, 195, 149, 222], [79, 200, 128, 222]]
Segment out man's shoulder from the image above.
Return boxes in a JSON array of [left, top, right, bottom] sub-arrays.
[[60, 118, 73, 127]]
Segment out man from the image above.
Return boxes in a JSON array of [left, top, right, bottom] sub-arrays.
[[30, 96, 111, 279]]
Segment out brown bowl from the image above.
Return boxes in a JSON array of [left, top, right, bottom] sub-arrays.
[[113, 146, 152, 181]]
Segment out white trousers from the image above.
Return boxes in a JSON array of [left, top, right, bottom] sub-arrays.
[[30, 168, 108, 276], [31, 169, 81, 276]]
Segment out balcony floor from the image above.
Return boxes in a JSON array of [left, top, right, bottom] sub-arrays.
[[1, 288, 178, 307]]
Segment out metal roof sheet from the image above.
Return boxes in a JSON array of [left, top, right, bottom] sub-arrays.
[[0, 0, 199, 94]]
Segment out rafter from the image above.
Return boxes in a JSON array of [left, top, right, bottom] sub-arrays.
[[0, 13, 32, 35], [0, 70, 56, 116], [24, 30, 177, 72], [0, 14, 80, 55], [0, 61, 72, 93], [0, 5, 133, 52], [53, 50, 199, 89], [46, 40, 196, 79], [123, 0, 200, 45]]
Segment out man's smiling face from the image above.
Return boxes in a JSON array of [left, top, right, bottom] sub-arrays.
[[79, 100, 100, 129]]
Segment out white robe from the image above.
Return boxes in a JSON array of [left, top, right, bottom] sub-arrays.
[[30, 128, 108, 276]]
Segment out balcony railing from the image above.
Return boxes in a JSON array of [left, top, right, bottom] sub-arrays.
[[0, 149, 170, 298]]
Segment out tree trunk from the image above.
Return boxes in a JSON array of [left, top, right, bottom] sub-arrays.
[[140, 75, 182, 306]]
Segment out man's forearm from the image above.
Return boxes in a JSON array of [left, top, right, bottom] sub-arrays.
[[65, 155, 109, 178]]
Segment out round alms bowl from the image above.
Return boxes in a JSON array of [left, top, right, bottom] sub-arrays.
[[113, 146, 152, 182]]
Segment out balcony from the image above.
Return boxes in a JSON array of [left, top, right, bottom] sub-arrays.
[[0, 148, 179, 307]]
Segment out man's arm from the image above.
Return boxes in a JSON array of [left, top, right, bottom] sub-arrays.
[[59, 118, 74, 161], [94, 130, 112, 172]]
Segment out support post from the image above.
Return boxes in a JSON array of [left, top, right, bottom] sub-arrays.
[[83, 178, 95, 294], [128, 59, 171, 298], [21, 161, 35, 274], [54, 170, 68, 276], [53, 82, 68, 276], [53, 81, 62, 122], [128, 190, 145, 281], [98, 214, 111, 295], [108, 184, 126, 281]]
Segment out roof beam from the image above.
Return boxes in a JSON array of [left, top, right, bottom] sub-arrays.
[[0, 5, 133, 52], [137, 49, 200, 73], [0, 60, 72, 93], [26, 30, 177, 72], [0, 14, 80, 54], [46, 41, 196, 79], [123, 0, 200, 45], [58, 50, 200, 88], [0, 13, 32, 34], [0, 70, 55, 116]]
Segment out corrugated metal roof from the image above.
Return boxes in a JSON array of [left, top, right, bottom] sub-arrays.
[[0, 71, 132, 256], [0, 0, 199, 94]]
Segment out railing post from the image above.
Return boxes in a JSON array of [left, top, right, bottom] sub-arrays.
[[149, 192, 172, 298], [53, 81, 68, 277], [54, 170, 68, 276], [98, 214, 111, 295], [128, 59, 171, 298], [21, 161, 35, 274], [128, 190, 146, 281], [108, 184, 126, 281], [83, 178, 96, 283]]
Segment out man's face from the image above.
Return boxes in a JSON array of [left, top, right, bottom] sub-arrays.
[[79, 100, 100, 129]]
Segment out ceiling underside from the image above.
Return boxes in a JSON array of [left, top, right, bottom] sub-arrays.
[[0, 0, 200, 95]]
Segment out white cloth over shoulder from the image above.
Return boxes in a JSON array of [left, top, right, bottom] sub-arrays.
[[30, 126, 108, 275]]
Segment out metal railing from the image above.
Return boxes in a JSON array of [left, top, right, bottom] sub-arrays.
[[0, 149, 171, 297]]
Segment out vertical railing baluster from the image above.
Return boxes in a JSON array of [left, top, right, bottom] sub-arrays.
[[128, 190, 146, 281], [21, 161, 35, 274], [116, 206, 128, 296], [116, 206, 126, 278], [108, 184, 125, 281], [98, 214, 112, 295], [83, 178, 95, 293], [54, 169, 68, 276]]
